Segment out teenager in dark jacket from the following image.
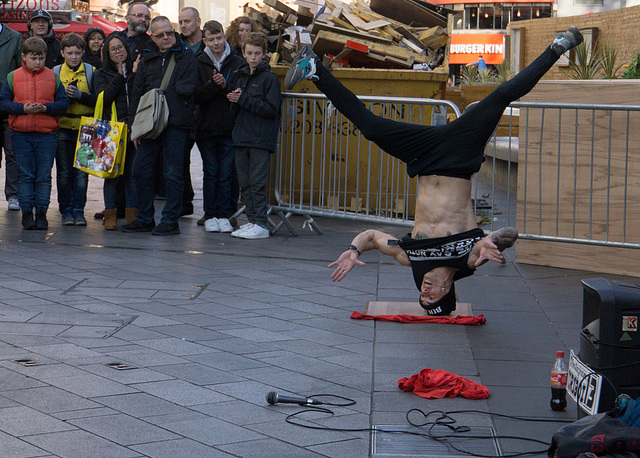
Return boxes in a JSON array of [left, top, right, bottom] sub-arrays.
[[194, 20, 244, 233], [93, 34, 138, 230], [226, 32, 280, 240], [83, 27, 105, 70], [124, 17, 197, 236]]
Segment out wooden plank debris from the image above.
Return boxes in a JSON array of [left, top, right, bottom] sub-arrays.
[[249, 0, 453, 70]]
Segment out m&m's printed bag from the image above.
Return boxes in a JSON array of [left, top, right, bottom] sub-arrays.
[[74, 92, 127, 179]]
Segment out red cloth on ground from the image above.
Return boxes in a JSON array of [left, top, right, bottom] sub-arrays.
[[398, 368, 490, 399], [350, 310, 486, 325]]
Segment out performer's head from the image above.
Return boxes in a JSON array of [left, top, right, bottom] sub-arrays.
[[418, 270, 457, 316]]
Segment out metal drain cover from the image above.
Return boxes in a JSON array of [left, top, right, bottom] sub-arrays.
[[372, 425, 501, 457]]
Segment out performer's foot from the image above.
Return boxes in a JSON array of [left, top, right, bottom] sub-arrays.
[[285, 46, 319, 89], [551, 26, 583, 56]]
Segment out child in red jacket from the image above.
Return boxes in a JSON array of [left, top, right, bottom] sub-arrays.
[[0, 37, 69, 230]]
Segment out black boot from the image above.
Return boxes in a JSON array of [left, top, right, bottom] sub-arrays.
[[35, 212, 48, 230], [21, 211, 36, 230]]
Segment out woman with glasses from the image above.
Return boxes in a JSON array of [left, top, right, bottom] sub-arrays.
[[93, 34, 139, 230]]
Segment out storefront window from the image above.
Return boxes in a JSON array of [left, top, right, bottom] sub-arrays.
[[455, 4, 551, 29], [479, 6, 494, 29], [465, 7, 478, 29], [513, 6, 532, 21]]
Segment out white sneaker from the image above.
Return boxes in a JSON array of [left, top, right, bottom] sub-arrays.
[[204, 217, 220, 232], [218, 218, 233, 233], [239, 224, 270, 239], [231, 223, 253, 238], [8, 197, 19, 211]]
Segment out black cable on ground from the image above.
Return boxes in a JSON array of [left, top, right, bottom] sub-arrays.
[[280, 394, 574, 458]]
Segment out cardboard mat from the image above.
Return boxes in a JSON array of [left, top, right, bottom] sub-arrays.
[[363, 301, 473, 317]]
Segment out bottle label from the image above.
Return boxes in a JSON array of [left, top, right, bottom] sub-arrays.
[[551, 371, 567, 386]]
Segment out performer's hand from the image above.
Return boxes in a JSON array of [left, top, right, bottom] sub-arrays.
[[474, 241, 504, 267], [328, 250, 365, 282]]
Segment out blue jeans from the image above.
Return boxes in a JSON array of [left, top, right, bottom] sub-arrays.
[[12, 130, 57, 213], [133, 126, 188, 224], [56, 128, 88, 213], [196, 136, 234, 219], [234, 146, 271, 227], [104, 141, 137, 209]]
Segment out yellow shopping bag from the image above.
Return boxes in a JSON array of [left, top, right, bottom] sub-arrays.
[[74, 92, 127, 178]]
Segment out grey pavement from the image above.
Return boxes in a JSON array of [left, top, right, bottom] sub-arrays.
[[0, 150, 635, 457]]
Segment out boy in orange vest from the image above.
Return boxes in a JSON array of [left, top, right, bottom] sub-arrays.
[[0, 37, 68, 230]]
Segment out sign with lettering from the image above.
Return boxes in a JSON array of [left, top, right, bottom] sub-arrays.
[[449, 33, 506, 65], [567, 349, 602, 416], [0, 0, 64, 11]]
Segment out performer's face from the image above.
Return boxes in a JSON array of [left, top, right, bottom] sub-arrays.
[[419, 274, 450, 305]]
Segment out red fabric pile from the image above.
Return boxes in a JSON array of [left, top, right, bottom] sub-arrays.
[[398, 368, 490, 399], [350, 310, 486, 325]]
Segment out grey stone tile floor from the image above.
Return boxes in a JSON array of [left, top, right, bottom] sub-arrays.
[[0, 150, 636, 457]]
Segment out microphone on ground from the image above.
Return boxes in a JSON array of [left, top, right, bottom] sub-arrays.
[[266, 391, 324, 406]]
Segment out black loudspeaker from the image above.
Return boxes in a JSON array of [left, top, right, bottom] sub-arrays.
[[579, 278, 640, 414]]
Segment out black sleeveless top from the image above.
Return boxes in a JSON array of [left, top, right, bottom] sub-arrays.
[[396, 228, 485, 290]]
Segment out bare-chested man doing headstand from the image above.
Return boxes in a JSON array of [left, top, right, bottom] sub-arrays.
[[285, 27, 583, 316]]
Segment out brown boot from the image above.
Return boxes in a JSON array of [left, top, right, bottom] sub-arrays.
[[125, 208, 137, 225], [103, 208, 118, 230]]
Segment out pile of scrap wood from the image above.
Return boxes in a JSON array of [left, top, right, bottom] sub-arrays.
[[243, 0, 454, 70]]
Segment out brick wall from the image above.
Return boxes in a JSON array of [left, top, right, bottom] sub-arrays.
[[509, 6, 640, 80]]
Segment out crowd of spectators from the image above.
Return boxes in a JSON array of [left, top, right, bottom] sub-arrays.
[[0, 4, 281, 239]]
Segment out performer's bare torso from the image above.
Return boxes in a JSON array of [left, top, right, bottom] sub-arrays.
[[412, 175, 478, 240]]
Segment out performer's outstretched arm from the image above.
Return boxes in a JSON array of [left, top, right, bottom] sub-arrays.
[[329, 230, 410, 282]]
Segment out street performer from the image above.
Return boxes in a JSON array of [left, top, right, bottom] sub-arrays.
[[284, 27, 583, 316]]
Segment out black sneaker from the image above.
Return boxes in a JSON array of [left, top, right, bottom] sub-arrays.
[[551, 26, 583, 56], [35, 212, 48, 230], [284, 46, 319, 90], [21, 211, 36, 230], [121, 220, 155, 233], [152, 222, 180, 236]]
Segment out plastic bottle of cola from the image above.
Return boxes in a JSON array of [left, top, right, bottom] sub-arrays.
[[550, 350, 568, 411]]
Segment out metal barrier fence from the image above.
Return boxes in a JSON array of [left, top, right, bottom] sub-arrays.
[[271, 93, 460, 234], [271, 95, 640, 251], [510, 101, 640, 249]]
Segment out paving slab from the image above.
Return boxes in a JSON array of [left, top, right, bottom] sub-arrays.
[[0, 162, 635, 457]]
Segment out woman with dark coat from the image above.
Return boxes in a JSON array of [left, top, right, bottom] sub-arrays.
[[83, 27, 106, 70], [93, 33, 138, 230]]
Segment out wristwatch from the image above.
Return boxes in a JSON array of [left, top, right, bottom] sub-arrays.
[[348, 244, 361, 257]]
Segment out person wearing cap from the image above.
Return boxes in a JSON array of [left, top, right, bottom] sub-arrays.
[[0, 19, 23, 212], [83, 27, 105, 70], [27, 9, 62, 69]]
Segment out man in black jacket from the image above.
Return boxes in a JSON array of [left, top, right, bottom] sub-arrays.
[[124, 16, 198, 236], [27, 10, 62, 69], [0, 20, 23, 211], [116, 3, 153, 62], [177, 6, 206, 218]]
